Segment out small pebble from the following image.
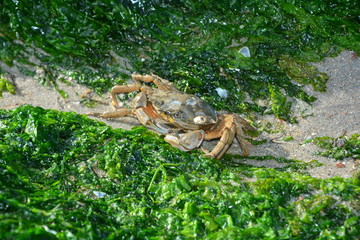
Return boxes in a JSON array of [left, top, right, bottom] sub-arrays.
[[238, 46, 250, 57], [336, 162, 345, 168], [215, 87, 228, 99]]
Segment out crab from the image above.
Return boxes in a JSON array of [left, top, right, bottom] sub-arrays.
[[94, 74, 255, 159]]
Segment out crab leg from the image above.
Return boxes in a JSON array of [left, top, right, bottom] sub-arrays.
[[110, 84, 141, 108], [237, 116, 257, 132], [87, 108, 133, 118], [207, 124, 236, 159], [235, 125, 250, 156], [100, 109, 133, 118], [110, 73, 178, 108], [203, 115, 236, 159], [203, 115, 253, 159], [235, 117, 255, 156], [132, 74, 178, 92], [134, 107, 171, 134]]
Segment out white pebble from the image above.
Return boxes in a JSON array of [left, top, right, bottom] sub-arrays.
[[239, 46, 251, 57], [93, 191, 107, 198], [215, 87, 228, 99]]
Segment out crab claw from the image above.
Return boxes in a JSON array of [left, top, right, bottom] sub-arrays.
[[164, 130, 204, 152]]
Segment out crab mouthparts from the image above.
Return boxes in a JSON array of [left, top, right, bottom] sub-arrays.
[[193, 116, 216, 125]]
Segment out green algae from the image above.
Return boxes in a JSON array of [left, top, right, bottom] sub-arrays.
[[0, 105, 359, 239], [1, 1, 360, 238], [306, 134, 360, 160], [1, 0, 359, 119], [0, 75, 15, 98]]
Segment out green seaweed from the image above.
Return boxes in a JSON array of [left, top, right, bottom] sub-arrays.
[[307, 134, 360, 160], [0, 105, 359, 239], [1, 1, 360, 237], [1, 0, 359, 119], [0, 75, 16, 98]]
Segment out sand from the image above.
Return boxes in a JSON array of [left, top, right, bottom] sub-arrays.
[[1, 50, 359, 178]]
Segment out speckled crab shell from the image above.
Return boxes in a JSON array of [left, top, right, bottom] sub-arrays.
[[147, 88, 218, 130]]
